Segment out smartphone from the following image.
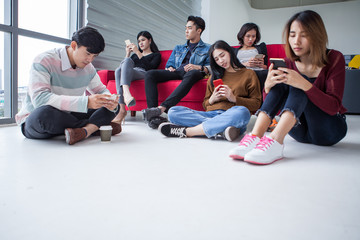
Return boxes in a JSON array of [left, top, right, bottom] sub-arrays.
[[270, 58, 287, 69], [255, 54, 264, 59], [213, 79, 224, 88], [124, 39, 131, 46], [107, 94, 119, 100]]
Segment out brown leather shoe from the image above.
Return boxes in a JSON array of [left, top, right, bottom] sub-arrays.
[[110, 122, 122, 135], [65, 128, 87, 145], [92, 122, 122, 136]]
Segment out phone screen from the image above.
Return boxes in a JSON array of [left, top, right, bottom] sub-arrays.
[[270, 58, 287, 69]]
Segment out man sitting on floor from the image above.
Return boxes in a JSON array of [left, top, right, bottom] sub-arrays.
[[16, 26, 121, 145]]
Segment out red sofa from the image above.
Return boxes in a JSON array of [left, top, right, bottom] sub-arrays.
[[98, 44, 286, 115]]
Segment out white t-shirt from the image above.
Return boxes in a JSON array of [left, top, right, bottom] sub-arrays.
[[237, 48, 263, 71]]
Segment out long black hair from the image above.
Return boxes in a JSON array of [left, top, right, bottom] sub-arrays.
[[209, 40, 244, 82], [137, 31, 159, 53]]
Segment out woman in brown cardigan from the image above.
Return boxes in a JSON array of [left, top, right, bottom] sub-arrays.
[[158, 40, 261, 141]]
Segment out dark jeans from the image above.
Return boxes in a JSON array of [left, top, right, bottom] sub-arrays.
[[259, 83, 347, 146], [21, 105, 119, 139], [254, 70, 268, 93], [144, 69, 205, 109]]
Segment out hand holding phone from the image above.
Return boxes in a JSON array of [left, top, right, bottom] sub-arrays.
[[255, 54, 264, 59], [124, 39, 131, 46], [106, 94, 119, 101], [270, 58, 287, 70], [213, 79, 224, 88]]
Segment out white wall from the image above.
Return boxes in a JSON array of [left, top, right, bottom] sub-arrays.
[[202, 0, 360, 55]]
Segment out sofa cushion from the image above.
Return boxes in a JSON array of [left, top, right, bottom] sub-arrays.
[[98, 44, 286, 113], [107, 78, 208, 102], [158, 50, 173, 69], [157, 79, 207, 102]]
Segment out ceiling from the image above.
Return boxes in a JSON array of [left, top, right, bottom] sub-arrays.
[[249, 0, 352, 9]]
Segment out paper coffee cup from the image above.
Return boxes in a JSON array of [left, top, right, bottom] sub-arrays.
[[100, 125, 113, 142]]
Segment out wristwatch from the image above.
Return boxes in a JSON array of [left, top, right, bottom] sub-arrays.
[[201, 66, 204, 72]]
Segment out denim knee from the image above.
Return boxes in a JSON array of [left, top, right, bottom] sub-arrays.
[[231, 105, 250, 118], [168, 106, 187, 122], [230, 106, 251, 127], [115, 66, 121, 75], [120, 57, 134, 68]]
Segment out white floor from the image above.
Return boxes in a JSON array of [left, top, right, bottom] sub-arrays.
[[0, 114, 360, 240]]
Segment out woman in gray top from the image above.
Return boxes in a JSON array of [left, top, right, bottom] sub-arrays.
[[234, 23, 268, 91]]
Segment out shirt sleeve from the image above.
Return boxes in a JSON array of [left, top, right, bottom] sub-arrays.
[[234, 70, 262, 112], [86, 73, 110, 95], [305, 50, 346, 115], [258, 42, 268, 67], [202, 77, 214, 109], [165, 46, 178, 69]]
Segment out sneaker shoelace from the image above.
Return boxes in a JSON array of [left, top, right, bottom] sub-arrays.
[[267, 119, 278, 132], [269, 119, 278, 128], [170, 127, 187, 138], [238, 135, 257, 147], [254, 137, 274, 152]]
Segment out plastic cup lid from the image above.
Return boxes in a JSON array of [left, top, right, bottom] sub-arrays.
[[100, 125, 113, 130]]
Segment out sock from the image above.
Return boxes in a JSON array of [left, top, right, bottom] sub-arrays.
[[83, 128, 88, 137]]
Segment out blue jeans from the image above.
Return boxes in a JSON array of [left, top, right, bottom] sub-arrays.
[[259, 82, 347, 146], [168, 106, 250, 138], [115, 57, 146, 104]]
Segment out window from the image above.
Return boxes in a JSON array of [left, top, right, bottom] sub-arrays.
[[18, 0, 69, 38], [0, 0, 11, 25], [0, 0, 84, 124], [0, 31, 10, 119]]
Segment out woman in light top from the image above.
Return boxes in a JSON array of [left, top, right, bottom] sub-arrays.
[[112, 31, 161, 123], [235, 22, 268, 91], [229, 10, 347, 165]]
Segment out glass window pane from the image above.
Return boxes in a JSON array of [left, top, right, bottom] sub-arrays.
[[0, 31, 11, 119], [18, 0, 69, 38], [0, 0, 11, 25], [18, 36, 65, 112]]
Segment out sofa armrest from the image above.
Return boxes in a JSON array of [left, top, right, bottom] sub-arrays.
[[97, 70, 115, 86]]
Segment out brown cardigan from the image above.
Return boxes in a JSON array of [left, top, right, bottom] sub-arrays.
[[203, 68, 262, 113]]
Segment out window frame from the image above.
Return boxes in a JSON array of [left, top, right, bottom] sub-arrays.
[[0, 0, 85, 124]]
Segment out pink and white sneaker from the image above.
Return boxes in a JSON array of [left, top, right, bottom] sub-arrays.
[[229, 134, 260, 160], [244, 135, 284, 165]]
